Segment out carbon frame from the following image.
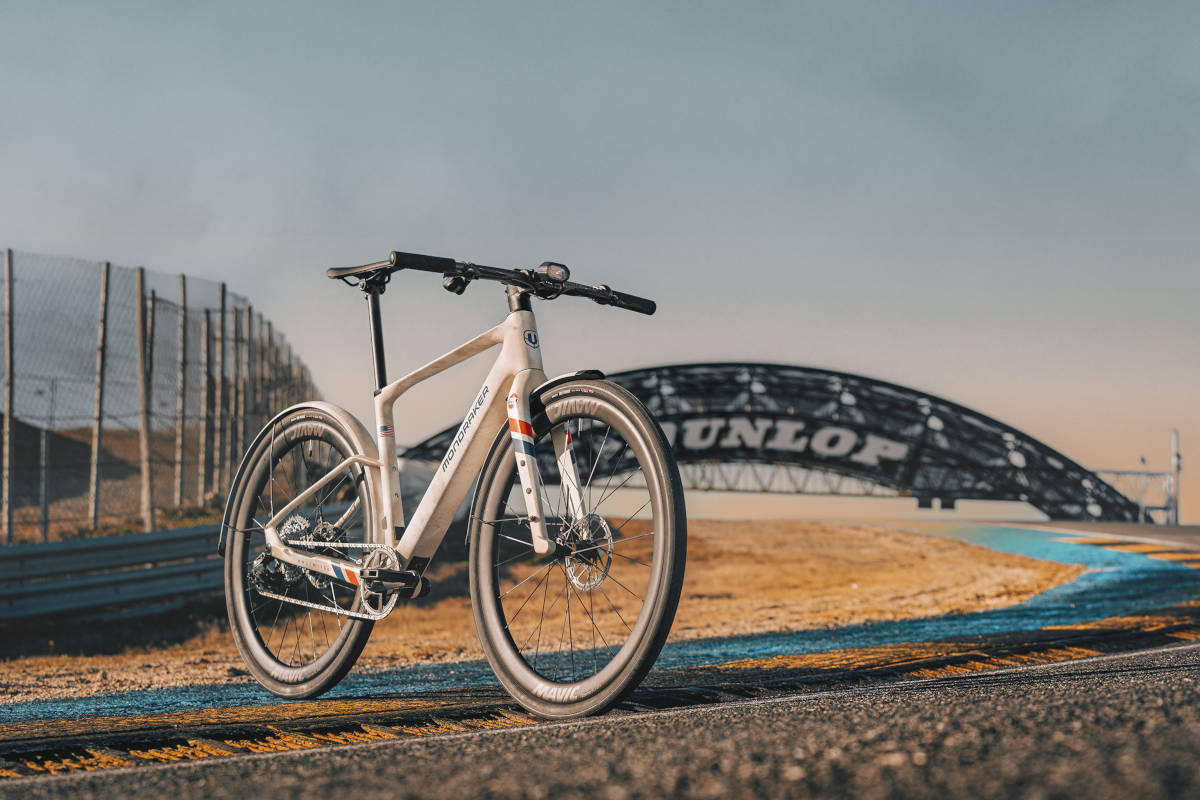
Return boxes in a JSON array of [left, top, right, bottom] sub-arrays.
[[256, 306, 584, 592]]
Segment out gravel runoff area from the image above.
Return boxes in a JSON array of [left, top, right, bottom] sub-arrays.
[[0, 520, 1081, 704], [9, 641, 1200, 799]]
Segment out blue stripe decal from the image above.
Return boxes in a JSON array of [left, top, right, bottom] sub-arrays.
[[512, 439, 537, 456]]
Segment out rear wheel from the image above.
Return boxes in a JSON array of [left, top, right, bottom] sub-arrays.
[[469, 379, 686, 718], [224, 407, 378, 699]]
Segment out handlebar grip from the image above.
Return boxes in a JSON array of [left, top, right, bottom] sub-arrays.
[[389, 250, 458, 273], [611, 290, 656, 315], [563, 281, 657, 315]]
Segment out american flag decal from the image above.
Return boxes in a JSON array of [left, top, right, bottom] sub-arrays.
[[379, 425, 394, 438]]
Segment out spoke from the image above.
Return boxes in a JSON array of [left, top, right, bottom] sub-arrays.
[[501, 561, 555, 598], [558, 573, 573, 679], [605, 570, 644, 601], [569, 531, 656, 558], [610, 550, 652, 568], [275, 613, 290, 661], [597, 584, 634, 634], [591, 440, 627, 500], [496, 546, 536, 570], [306, 590, 317, 661], [506, 562, 556, 626], [268, 596, 285, 648], [612, 499, 652, 535], [593, 463, 636, 509], [318, 605, 331, 648], [566, 579, 608, 661], [588, 585, 600, 671], [582, 425, 611, 511], [316, 471, 351, 509], [521, 567, 556, 657], [567, 575, 577, 680], [291, 611, 302, 665], [327, 584, 343, 629]]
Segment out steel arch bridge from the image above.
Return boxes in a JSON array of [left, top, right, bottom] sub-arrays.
[[402, 362, 1141, 522]]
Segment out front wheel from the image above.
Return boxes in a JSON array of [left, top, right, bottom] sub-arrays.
[[469, 379, 687, 718]]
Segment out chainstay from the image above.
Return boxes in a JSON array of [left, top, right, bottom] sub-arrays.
[[282, 541, 395, 551]]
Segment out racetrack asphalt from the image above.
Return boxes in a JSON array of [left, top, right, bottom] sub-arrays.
[[6, 642, 1200, 799], [3, 522, 1199, 797]]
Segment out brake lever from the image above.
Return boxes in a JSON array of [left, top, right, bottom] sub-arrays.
[[442, 274, 470, 295]]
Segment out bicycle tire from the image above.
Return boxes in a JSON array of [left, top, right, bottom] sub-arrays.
[[468, 379, 686, 718], [224, 406, 378, 699]]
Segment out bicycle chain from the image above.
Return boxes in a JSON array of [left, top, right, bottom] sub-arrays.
[[255, 542, 400, 621], [254, 587, 388, 621]]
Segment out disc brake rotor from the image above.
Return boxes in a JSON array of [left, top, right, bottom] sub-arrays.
[[565, 514, 614, 591]]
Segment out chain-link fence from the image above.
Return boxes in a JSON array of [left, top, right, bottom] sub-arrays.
[[0, 248, 319, 544]]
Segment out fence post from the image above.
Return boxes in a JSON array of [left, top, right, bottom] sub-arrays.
[[173, 275, 188, 507], [224, 306, 236, 493], [259, 314, 268, 423], [265, 321, 275, 416], [88, 262, 111, 531], [39, 378, 55, 542], [251, 312, 261, 430], [147, 289, 156, 379], [214, 284, 226, 495], [242, 306, 253, 453], [3, 249, 13, 543], [198, 310, 211, 505], [135, 268, 153, 532], [231, 307, 243, 474], [285, 344, 294, 406]]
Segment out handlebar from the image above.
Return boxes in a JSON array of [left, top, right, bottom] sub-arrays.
[[327, 250, 656, 315]]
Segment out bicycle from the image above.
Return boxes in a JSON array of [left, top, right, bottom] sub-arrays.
[[219, 250, 687, 718]]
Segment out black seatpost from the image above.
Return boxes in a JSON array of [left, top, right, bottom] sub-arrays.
[[364, 284, 387, 391]]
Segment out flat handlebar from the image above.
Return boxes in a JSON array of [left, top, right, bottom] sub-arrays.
[[327, 250, 656, 315]]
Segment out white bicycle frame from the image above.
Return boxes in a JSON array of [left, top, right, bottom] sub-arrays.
[[258, 305, 586, 590]]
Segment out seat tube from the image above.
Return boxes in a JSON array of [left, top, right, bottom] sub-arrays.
[[366, 284, 401, 543]]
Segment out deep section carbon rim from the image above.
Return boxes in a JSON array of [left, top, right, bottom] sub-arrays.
[[234, 419, 373, 671], [477, 401, 671, 691]]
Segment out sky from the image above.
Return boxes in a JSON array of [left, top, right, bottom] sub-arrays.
[[1, 1, 1197, 521]]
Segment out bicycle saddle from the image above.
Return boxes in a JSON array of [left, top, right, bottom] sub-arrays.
[[327, 252, 458, 282]]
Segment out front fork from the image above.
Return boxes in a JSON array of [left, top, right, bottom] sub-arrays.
[[506, 372, 585, 555]]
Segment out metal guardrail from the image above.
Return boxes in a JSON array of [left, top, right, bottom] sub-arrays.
[[0, 524, 221, 621]]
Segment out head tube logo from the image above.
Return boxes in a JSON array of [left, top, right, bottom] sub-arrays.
[[523, 330, 539, 348]]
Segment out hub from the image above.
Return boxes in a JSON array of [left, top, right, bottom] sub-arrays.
[[563, 513, 614, 591]]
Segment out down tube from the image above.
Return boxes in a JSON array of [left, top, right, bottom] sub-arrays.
[[396, 371, 514, 566]]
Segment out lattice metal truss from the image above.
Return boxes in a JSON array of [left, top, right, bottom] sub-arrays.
[[402, 362, 1143, 522]]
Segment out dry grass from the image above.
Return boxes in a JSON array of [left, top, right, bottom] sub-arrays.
[[0, 520, 1082, 703]]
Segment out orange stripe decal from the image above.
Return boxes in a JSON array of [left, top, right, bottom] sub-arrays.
[[507, 419, 534, 437]]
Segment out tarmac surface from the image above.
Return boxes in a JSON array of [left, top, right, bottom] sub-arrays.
[[2, 522, 1199, 797], [5, 643, 1200, 799]]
